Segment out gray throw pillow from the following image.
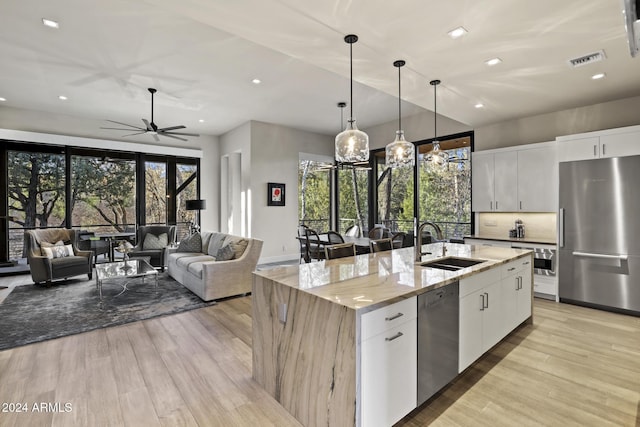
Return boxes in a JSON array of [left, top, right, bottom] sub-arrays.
[[207, 233, 227, 256], [177, 232, 202, 253], [143, 233, 168, 250], [216, 244, 235, 261]]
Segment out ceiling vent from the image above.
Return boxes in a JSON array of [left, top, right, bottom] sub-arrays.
[[567, 50, 606, 68]]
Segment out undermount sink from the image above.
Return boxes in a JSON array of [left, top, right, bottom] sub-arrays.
[[420, 257, 486, 271]]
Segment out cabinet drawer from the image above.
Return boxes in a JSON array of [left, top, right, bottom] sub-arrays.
[[361, 297, 416, 341], [459, 268, 501, 298], [501, 256, 531, 278]]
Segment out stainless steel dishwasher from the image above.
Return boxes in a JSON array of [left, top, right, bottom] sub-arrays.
[[417, 281, 459, 405]]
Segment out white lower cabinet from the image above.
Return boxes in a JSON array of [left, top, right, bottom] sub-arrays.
[[361, 297, 417, 427], [459, 255, 533, 373]]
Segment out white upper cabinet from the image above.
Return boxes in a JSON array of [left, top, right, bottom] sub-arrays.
[[517, 145, 557, 212], [472, 142, 556, 213], [557, 125, 640, 162]]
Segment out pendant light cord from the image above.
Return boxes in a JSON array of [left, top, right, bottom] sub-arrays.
[[349, 41, 353, 122], [398, 65, 402, 131], [433, 83, 437, 140]]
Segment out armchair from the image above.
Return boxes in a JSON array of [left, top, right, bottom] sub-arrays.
[[25, 228, 93, 285], [129, 225, 176, 271]]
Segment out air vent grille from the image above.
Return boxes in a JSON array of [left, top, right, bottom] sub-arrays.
[[567, 50, 606, 68]]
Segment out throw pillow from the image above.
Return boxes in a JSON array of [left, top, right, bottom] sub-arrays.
[[177, 232, 202, 253], [41, 243, 74, 259], [224, 236, 249, 259], [216, 244, 235, 261], [207, 233, 227, 256], [143, 233, 168, 250]]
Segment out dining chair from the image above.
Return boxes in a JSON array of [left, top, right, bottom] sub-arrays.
[[326, 231, 345, 244], [345, 224, 360, 237], [324, 242, 356, 260], [305, 228, 325, 261], [298, 224, 310, 263], [391, 232, 406, 249], [369, 238, 393, 253], [368, 225, 391, 239]]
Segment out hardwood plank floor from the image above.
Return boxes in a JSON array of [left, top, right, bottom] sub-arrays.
[[0, 275, 638, 426]]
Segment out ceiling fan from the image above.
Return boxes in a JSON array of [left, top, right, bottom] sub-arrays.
[[101, 88, 200, 142]]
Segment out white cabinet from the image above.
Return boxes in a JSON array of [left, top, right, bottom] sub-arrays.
[[473, 142, 556, 212], [458, 267, 503, 372], [557, 128, 640, 162], [517, 145, 557, 212], [361, 297, 417, 427], [501, 258, 533, 335], [459, 255, 533, 373], [472, 151, 518, 212]]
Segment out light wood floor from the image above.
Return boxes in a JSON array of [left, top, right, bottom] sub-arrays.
[[0, 275, 638, 426]]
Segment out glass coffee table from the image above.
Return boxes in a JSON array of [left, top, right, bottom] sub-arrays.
[[95, 258, 158, 305]]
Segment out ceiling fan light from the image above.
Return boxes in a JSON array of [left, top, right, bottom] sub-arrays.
[[335, 119, 369, 163], [386, 130, 415, 168]]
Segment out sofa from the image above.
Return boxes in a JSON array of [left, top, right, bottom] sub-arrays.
[[167, 231, 263, 301], [25, 228, 93, 285]]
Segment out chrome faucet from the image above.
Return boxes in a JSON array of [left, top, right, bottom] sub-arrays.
[[416, 221, 445, 261]]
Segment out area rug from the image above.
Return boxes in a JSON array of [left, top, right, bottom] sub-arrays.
[[0, 273, 215, 351]]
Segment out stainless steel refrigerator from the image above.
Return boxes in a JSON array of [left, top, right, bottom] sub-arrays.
[[559, 155, 640, 315]]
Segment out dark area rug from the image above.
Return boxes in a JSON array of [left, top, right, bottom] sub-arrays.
[[0, 273, 215, 351]]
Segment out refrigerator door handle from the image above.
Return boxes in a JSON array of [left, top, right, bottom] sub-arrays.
[[559, 208, 565, 248], [572, 251, 629, 261]]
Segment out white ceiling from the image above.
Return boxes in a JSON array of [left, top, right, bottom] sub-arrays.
[[1, 0, 639, 140]]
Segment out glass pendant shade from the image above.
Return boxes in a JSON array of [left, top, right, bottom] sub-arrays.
[[335, 119, 369, 163], [386, 130, 415, 168], [428, 140, 449, 166], [335, 34, 369, 164]]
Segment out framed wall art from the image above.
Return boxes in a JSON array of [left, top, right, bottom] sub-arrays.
[[267, 182, 285, 206]]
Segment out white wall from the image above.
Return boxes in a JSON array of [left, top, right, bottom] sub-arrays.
[[219, 122, 251, 235], [249, 121, 333, 262], [474, 94, 640, 151]]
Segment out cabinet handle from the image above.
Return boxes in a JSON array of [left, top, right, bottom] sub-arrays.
[[520, 201, 522, 210], [385, 312, 404, 321], [594, 145, 597, 157], [385, 332, 404, 342], [523, 261, 530, 265], [603, 143, 606, 156], [484, 292, 489, 308], [490, 201, 493, 210], [495, 201, 499, 210], [480, 294, 485, 311], [508, 267, 516, 272], [515, 277, 519, 290]]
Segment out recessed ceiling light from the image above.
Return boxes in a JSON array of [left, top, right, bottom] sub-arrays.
[[591, 73, 606, 80], [475, 103, 484, 108], [448, 26, 468, 39], [0, 97, 6, 102], [252, 78, 261, 85], [42, 18, 59, 29], [199, 119, 205, 123], [58, 95, 68, 100], [485, 57, 502, 66]]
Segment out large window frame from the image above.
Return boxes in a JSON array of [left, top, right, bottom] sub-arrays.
[[1, 141, 200, 264]]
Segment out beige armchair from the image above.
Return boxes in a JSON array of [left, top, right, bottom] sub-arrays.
[[25, 229, 93, 285]]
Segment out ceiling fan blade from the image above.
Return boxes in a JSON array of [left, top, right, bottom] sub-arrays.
[[158, 125, 186, 132], [101, 126, 146, 131], [160, 133, 188, 142], [162, 131, 200, 137], [121, 131, 147, 137], [151, 133, 160, 142], [105, 120, 145, 130], [142, 118, 153, 131]]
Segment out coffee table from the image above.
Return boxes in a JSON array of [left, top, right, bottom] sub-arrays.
[[95, 258, 158, 305]]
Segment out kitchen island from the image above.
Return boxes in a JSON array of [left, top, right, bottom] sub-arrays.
[[252, 243, 533, 427]]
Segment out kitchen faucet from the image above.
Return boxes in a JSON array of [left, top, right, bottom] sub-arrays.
[[416, 221, 445, 261]]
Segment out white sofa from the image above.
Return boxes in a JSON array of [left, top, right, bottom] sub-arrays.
[[167, 231, 263, 301]]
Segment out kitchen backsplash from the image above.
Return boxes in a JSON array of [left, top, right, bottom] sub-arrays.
[[477, 212, 557, 240]]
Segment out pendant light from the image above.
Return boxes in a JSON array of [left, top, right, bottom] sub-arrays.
[[385, 60, 415, 168], [428, 79, 448, 166], [335, 34, 370, 163]]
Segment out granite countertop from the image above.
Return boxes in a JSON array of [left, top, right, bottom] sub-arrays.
[[254, 243, 532, 313], [465, 234, 557, 246]]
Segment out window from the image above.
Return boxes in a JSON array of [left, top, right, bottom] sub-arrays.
[[337, 166, 369, 235], [374, 151, 415, 233], [298, 157, 332, 233], [417, 134, 472, 239], [176, 162, 198, 241], [7, 148, 66, 259], [71, 154, 136, 233], [145, 161, 167, 225]]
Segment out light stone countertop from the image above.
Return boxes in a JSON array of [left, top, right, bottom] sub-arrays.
[[254, 242, 532, 313], [465, 234, 557, 246]]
